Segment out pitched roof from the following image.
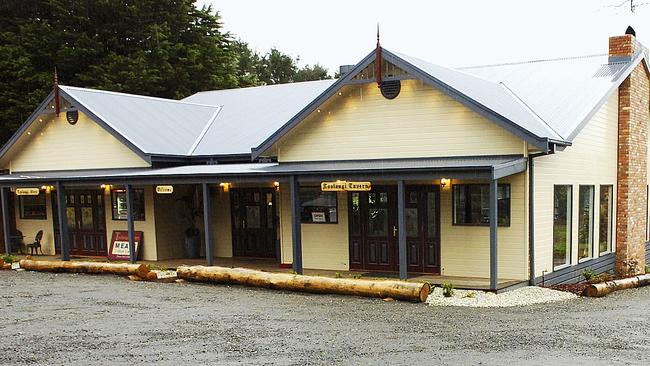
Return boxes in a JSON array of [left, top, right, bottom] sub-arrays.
[[459, 53, 641, 141], [181, 79, 335, 156], [59, 86, 221, 156]]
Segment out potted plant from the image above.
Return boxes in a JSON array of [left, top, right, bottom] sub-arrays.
[[178, 188, 201, 259]]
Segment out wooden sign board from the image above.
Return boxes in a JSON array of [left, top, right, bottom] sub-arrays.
[[155, 185, 174, 194], [15, 188, 40, 196], [108, 230, 143, 261], [321, 181, 347, 191], [321, 181, 372, 192]]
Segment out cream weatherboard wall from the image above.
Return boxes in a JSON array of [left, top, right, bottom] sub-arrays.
[[2, 111, 149, 172], [14, 192, 56, 255], [532, 92, 619, 278], [279, 188, 349, 271], [441, 174, 528, 280], [104, 186, 158, 261], [276, 79, 526, 162]]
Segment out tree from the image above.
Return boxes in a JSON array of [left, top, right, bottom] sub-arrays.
[[257, 48, 298, 85], [0, 0, 238, 143], [295, 64, 330, 82]]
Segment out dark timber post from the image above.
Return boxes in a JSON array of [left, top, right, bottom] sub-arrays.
[[56, 182, 70, 261], [126, 184, 136, 263], [489, 178, 498, 290], [397, 180, 408, 280], [1, 187, 11, 254], [202, 183, 214, 266], [289, 175, 303, 274]]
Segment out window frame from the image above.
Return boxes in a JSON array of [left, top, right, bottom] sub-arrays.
[[19, 193, 47, 220], [451, 183, 511, 227], [577, 185, 595, 263], [553, 184, 573, 270], [598, 185, 614, 256], [110, 188, 146, 221], [299, 187, 338, 224]]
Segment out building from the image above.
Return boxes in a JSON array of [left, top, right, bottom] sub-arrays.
[[1, 31, 649, 290]]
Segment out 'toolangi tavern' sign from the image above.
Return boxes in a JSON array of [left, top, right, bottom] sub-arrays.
[[321, 181, 372, 192]]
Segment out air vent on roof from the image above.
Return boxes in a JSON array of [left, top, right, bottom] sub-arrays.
[[380, 80, 401, 100]]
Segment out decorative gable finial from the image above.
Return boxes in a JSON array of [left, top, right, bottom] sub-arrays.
[[375, 23, 382, 88], [625, 25, 636, 37], [54, 67, 60, 117]]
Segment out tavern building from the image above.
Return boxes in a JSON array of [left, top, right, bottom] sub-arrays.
[[1, 30, 649, 290]]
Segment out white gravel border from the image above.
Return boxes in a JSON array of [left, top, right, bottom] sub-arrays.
[[426, 286, 577, 307]]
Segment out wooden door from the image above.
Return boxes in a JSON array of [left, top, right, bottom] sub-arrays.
[[405, 186, 440, 274], [231, 188, 278, 259], [349, 185, 439, 274], [53, 190, 107, 256], [349, 187, 398, 272]]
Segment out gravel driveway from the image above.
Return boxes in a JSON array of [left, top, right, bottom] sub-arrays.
[[1, 271, 649, 365]]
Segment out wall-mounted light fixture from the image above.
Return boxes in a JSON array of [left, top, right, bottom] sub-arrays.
[[440, 178, 450, 189], [219, 182, 230, 192], [100, 184, 111, 193], [273, 181, 280, 191]]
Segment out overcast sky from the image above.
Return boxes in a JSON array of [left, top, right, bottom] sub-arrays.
[[200, 0, 649, 74]]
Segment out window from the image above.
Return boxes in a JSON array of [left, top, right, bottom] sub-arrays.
[[452, 184, 510, 226], [19, 193, 46, 219], [599, 185, 613, 255], [553, 185, 572, 268], [299, 187, 338, 223], [111, 188, 145, 221], [578, 185, 594, 261]]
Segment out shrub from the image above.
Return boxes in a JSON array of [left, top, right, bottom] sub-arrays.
[[463, 291, 476, 299], [1, 254, 16, 264], [442, 282, 454, 297], [582, 268, 596, 282], [335, 272, 342, 278]]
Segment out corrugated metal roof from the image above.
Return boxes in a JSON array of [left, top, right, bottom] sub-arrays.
[[181, 79, 335, 156], [459, 54, 633, 141], [0, 155, 524, 183], [393, 51, 565, 141], [60, 86, 221, 155]]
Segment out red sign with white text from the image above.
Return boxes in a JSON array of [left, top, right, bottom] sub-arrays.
[[108, 231, 143, 261]]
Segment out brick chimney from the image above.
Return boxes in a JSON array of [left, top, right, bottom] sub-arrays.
[[613, 31, 649, 275]]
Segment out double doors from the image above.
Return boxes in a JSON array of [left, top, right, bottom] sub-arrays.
[[53, 190, 107, 256], [348, 185, 440, 273]]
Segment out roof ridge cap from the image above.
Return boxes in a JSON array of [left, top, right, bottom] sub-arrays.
[[459, 53, 607, 70], [60, 85, 219, 109]]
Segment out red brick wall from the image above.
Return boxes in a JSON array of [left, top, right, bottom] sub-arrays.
[[615, 35, 649, 275]]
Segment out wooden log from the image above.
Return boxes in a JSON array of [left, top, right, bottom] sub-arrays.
[[177, 265, 430, 302], [146, 271, 158, 281], [582, 274, 650, 297], [2, 263, 10, 270], [19, 259, 149, 278]]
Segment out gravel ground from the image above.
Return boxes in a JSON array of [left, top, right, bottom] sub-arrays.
[[1, 271, 650, 365], [427, 286, 578, 307]]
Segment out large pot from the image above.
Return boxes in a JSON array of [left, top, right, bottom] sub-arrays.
[[183, 232, 201, 259]]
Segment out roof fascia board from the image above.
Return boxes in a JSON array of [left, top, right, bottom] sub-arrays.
[[58, 88, 152, 164], [0, 90, 56, 159], [565, 51, 647, 142], [251, 50, 378, 160], [380, 49, 551, 152], [492, 158, 527, 179]]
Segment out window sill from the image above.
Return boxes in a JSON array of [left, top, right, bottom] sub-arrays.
[[553, 263, 571, 271], [578, 257, 593, 264], [599, 251, 613, 257]]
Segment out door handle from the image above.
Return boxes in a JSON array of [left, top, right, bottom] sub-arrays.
[[393, 226, 398, 237]]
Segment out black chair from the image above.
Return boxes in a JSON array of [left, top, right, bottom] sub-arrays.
[[9, 230, 25, 254], [25, 230, 44, 255]]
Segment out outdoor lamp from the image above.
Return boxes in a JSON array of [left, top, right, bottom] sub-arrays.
[[440, 178, 450, 189]]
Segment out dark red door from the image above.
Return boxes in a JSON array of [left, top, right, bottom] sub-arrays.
[[349, 185, 440, 274], [405, 186, 440, 274], [349, 186, 398, 272], [53, 190, 107, 256], [231, 188, 278, 259]]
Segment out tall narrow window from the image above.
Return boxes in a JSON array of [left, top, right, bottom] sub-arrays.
[[553, 185, 572, 268], [578, 185, 594, 261], [599, 185, 613, 255]]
